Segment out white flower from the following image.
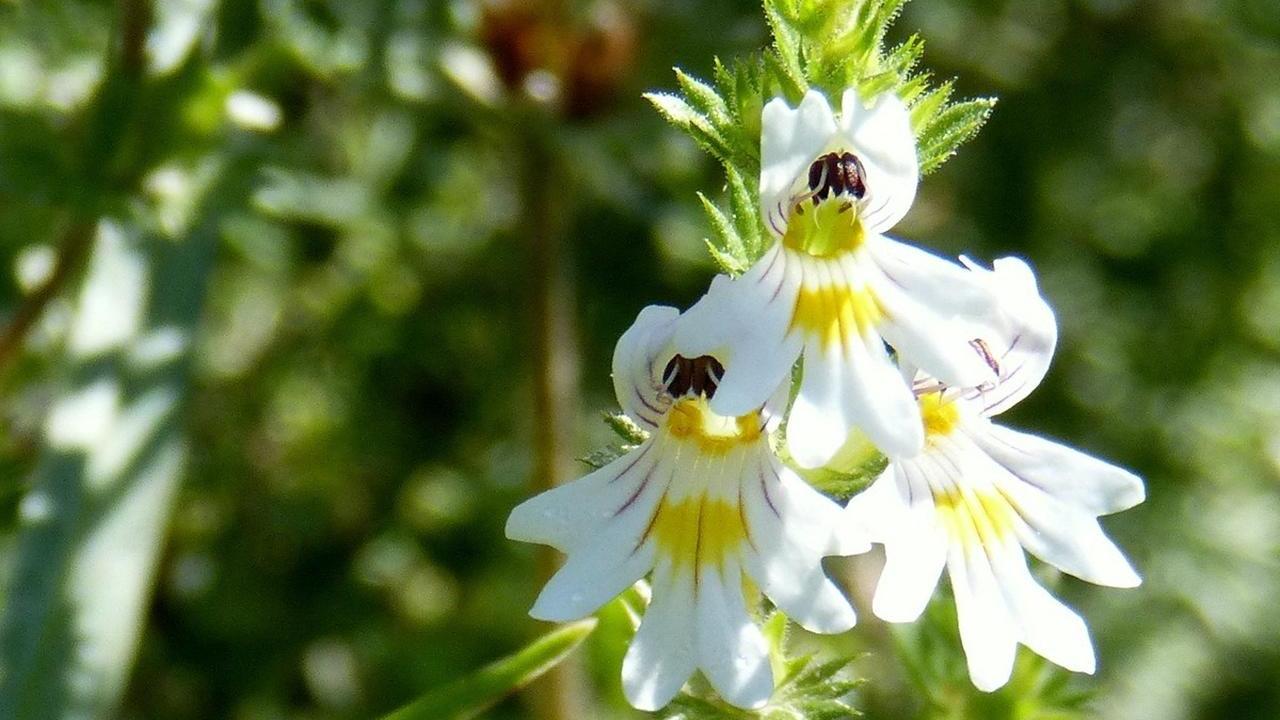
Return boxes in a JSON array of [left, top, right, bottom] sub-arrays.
[[507, 306, 867, 711], [846, 258, 1145, 691], [674, 88, 998, 468]]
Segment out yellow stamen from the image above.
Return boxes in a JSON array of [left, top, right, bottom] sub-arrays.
[[790, 279, 883, 349], [782, 199, 866, 258]]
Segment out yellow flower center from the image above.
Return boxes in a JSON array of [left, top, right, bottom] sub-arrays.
[[664, 397, 762, 455], [645, 398, 763, 576], [782, 197, 866, 258], [919, 392, 961, 438]]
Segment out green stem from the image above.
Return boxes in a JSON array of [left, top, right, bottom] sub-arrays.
[[522, 116, 589, 720]]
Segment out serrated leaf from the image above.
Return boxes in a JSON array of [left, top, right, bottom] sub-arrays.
[[857, 70, 899, 100], [705, 240, 748, 275], [766, 4, 806, 88], [909, 79, 955, 132], [762, 611, 791, 681], [725, 164, 764, 260], [676, 68, 732, 126], [918, 97, 996, 174], [645, 91, 704, 127], [795, 703, 859, 720], [796, 657, 855, 688], [777, 653, 814, 688], [646, 92, 738, 165], [699, 191, 745, 260], [605, 411, 650, 444]]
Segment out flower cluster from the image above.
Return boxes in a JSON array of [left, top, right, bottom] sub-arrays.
[[507, 88, 1144, 710]]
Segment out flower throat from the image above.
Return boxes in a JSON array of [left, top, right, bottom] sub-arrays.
[[783, 151, 868, 258]]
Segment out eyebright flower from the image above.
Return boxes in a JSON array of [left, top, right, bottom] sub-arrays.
[[846, 258, 1145, 691], [674, 88, 998, 468], [506, 305, 866, 711]]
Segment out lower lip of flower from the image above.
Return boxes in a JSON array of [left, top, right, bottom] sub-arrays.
[[790, 276, 883, 349]]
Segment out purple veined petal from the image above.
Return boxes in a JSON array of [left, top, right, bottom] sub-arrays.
[[955, 256, 1058, 416], [863, 252, 996, 389], [760, 91, 840, 232], [838, 88, 918, 235], [505, 436, 665, 552], [740, 453, 859, 633], [674, 247, 805, 418], [866, 234, 998, 317], [972, 422, 1145, 517], [788, 254, 923, 466], [611, 304, 679, 430]]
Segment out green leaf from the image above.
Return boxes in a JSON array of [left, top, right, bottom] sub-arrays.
[[676, 68, 732, 127], [381, 619, 597, 720], [645, 92, 736, 165], [725, 164, 765, 261], [699, 191, 746, 261], [917, 97, 997, 175], [579, 444, 633, 469], [605, 411, 650, 445]]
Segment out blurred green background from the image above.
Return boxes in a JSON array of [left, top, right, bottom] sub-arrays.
[[0, 0, 1278, 718]]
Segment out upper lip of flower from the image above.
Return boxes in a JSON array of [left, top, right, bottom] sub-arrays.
[[760, 88, 920, 240]]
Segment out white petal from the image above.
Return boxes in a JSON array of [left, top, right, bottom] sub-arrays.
[[674, 248, 803, 416], [622, 561, 698, 711], [940, 427, 1141, 588], [866, 466, 947, 623], [839, 89, 918, 234], [612, 305, 679, 430], [695, 557, 773, 709], [948, 540, 1018, 692], [957, 256, 1058, 415], [789, 326, 923, 466], [842, 468, 904, 543], [867, 235, 997, 317], [913, 442, 1021, 692], [993, 547, 1096, 674], [974, 423, 1145, 516], [760, 91, 839, 231], [741, 457, 858, 633], [529, 520, 658, 621], [866, 254, 996, 389], [787, 336, 852, 468], [1011, 497, 1141, 588], [776, 459, 870, 556], [506, 439, 663, 552]]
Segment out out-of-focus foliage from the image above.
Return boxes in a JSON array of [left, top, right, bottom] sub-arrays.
[[0, 0, 1276, 719], [383, 618, 596, 720]]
